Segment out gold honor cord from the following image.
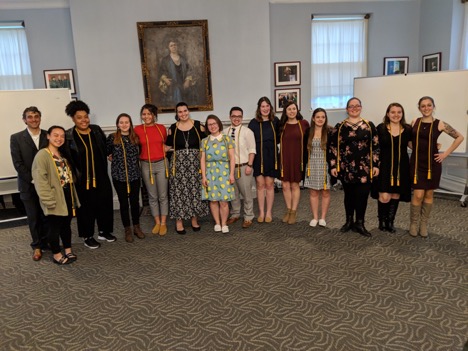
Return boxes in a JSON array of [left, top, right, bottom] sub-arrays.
[[120, 137, 130, 195], [202, 138, 209, 198], [388, 126, 402, 187], [280, 122, 304, 178], [227, 126, 242, 179], [75, 129, 96, 189], [413, 118, 434, 184], [45, 148, 76, 216], [259, 121, 278, 175], [172, 120, 201, 176]]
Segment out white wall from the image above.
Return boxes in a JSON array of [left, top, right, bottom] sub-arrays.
[[69, 0, 271, 126]]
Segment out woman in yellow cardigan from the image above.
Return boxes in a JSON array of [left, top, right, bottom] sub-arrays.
[[32, 126, 80, 265]]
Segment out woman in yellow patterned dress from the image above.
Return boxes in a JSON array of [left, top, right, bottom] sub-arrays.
[[200, 115, 235, 234]]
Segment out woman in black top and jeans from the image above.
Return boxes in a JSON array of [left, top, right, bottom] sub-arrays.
[[107, 113, 145, 242]]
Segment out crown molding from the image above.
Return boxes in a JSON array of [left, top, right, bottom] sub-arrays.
[[269, 0, 413, 2], [0, 0, 69, 10]]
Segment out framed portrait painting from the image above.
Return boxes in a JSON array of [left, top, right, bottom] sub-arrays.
[[274, 61, 301, 86], [137, 20, 213, 113], [43, 69, 76, 93], [383, 57, 408, 75], [422, 52, 441, 72], [275, 88, 300, 112]]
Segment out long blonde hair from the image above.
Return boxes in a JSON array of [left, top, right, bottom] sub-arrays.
[[307, 108, 329, 152]]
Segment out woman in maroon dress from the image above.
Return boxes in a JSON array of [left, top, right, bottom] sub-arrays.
[[409, 96, 464, 237], [278, 101, 309, 224]]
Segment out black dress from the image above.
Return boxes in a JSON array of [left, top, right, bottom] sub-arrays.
[[410, 118, 443, 190], [372, 123, 411, 202], [248, 117, 280, 178]]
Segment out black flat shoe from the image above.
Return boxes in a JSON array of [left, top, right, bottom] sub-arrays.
[[65, 252, 78, 262], [192, 225, 201, 232], [176, 228, 186, 235], [354, 220, 372, 237]]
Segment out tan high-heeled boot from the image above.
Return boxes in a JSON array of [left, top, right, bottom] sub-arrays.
[[288, 210, 297, 224], [282, 209, 291, 223], [409, 204, 421, 237], [419, 202, 433, 238]]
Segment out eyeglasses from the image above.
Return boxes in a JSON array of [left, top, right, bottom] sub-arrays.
[[347, 105, 362, 109], [207, 123, 218, 127], [230, 115, 243, 119]]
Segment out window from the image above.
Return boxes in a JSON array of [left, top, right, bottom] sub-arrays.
[[0, 22, 33, 90], [460, 3, 468, 69], [311, 15, 368, 110]]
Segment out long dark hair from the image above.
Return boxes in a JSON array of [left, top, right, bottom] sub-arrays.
[[140, 104, 158, 122], [279, 101, 303, 134], [383, 103, 407, 127], [113, 113, 139, 145], [307, 108, 329, 152], [255, 96, 275, 122], [175, 101, 189, 121]]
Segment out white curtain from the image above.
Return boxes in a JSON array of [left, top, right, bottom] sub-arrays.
[[460, 3, 468, 69], [311, 18, 367, 110], [0, 28, 33, 90]]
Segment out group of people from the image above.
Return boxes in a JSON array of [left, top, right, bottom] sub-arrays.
[[10, 96, 464, 265]]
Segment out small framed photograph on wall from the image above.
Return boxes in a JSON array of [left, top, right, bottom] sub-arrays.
[[44, 69, 76, 94], [422, 52, 441, 72], [275, 88, 300, 112], [274, 61, 301, 86], [383, 57, 408, 75]]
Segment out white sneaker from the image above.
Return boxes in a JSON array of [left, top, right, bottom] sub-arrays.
[[214, 224, 222, 232], [319, 219, 327, 227], [222, 225, 229, 233], [309, 219, 318, 227]]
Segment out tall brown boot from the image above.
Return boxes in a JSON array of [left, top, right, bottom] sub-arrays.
[[288, 210, 297, 224], [133, 224, 146, 239], [419, 202, 433, 238], [409, 204, 421, 237], [282, 209, 291, 223], [124, 227, 134, 243]]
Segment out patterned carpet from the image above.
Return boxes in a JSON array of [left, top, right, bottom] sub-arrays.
[[1, 190, 467, 351]]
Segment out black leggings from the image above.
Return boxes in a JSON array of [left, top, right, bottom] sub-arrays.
[[47, 187, 73, 254], [342, 182, 371, 221], [113, 179, 141, 227]]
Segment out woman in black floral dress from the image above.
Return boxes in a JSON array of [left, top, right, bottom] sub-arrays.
[[329, 97, 380, 237], [166, 102, 209, 234]]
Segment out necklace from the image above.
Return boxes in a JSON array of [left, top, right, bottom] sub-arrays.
[[182, 129, 190, 149], [346, 118, 363, 129]]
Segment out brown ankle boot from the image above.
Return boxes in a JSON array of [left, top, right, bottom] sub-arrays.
[[133, 224, 146, 239], [288, 210, 297, 224], [409, 204, 421, 237], [124, 227, 134, 243], [419, 202, 432, 238], [282, 209, 291, 223]]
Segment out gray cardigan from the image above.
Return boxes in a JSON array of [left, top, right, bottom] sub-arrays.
[[32, 149, 80, 216]]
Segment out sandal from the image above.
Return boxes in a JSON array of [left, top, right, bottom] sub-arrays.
[[65, 252, 78, 262], [53, 255, 70, 265]]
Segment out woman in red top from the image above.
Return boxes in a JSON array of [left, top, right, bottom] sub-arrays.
[[134, 104, 169, 236]]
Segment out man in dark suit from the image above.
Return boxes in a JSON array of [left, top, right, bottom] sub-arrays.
[[10, 106, 49, 261]]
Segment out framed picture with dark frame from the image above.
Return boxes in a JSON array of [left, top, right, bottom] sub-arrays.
[[274, 61, 301, 86], [422, 52, 441, 72], [43, 69, 76, 93], [275, 88, 300, 112], [383, 57, 409, 75], [137, 19, 213, 113]]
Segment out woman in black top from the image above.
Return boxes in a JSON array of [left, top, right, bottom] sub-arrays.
[[166, 102, 209, 234]]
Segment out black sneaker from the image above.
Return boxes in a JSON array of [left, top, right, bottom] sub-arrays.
[[84, 237, 101, 249], [97, 232, 117, 242]]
